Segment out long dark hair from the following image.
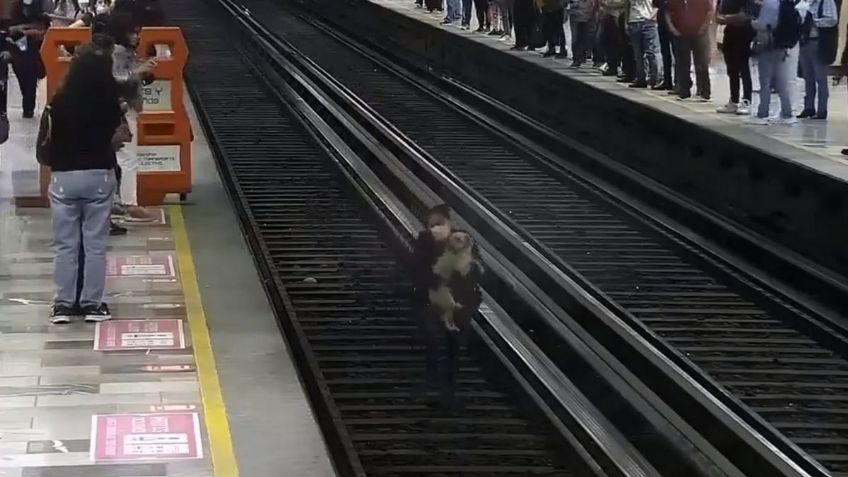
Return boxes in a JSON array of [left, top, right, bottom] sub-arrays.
[[50, 48, 120, 127]]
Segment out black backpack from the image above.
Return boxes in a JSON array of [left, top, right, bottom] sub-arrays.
[[772, 0, 803, 49]]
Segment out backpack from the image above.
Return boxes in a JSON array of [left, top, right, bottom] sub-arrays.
[[35, 105, 53, 166], [772, 0, 803, 49]]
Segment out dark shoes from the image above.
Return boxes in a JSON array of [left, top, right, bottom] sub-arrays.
[[50, 303, 112, 324]]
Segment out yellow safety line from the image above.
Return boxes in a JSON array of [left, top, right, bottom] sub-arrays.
[[169, 204, 240, 477]]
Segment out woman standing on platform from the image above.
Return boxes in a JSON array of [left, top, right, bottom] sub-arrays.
[[108, 11, 156, 222], [715, 0, 756, 115], [46, 48, 122, 323]]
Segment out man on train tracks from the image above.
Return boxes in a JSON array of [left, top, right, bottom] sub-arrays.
[[412, 204, 484, 410]]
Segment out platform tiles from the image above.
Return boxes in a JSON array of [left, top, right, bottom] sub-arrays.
[[369, 0, 848, 182], [0, 205, 214, 477]]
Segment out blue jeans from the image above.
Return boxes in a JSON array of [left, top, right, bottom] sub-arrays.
[[799, 39, 829, 115], [446, 0, 462, 22], [628, 20, 659, 84], [49, 169, 116, 309], [756, 48, 794, 119]]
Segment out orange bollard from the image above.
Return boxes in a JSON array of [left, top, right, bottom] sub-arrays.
[[135, 27, 191, 206]]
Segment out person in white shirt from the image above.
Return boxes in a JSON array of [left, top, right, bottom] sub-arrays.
[[627, 0, 660, 87]]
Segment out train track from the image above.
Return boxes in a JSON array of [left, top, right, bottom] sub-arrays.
[[203, 2, 848, 476], [162, 0, 683, 475]]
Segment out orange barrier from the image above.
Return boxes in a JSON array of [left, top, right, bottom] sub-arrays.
[[37, 27, 191, 207], [135, 28, 191, 205]]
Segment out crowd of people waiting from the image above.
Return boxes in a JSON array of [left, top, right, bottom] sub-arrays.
[[0, 0, 167, 323], [417, 0, 843, 124]]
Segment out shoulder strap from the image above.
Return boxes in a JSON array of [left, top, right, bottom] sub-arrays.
[[41, 105, 52, 144]]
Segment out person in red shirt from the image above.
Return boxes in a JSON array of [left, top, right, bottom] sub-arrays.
[[666, 0, 713, 100]]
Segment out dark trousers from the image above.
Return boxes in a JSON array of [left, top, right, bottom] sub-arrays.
[[571, 19, 593, 62], [592, 21, 605, 64], [474, 0, 490, 28], [602, 15, 621, 72], [542, 8, 565, 51], [674, 32, 711, 98], [657, 9, 674, 86], [12, 46, 39, 116], [513, 0, 535, 48], [722, 26, 753, 103], [463, 0, 473, 25], [421, 306, 472, 395]]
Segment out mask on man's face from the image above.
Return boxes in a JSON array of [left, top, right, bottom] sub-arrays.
[[430, 224, 451, 241]]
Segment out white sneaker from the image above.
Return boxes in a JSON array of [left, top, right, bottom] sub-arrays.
[[716, 102, 738, 114], [745, 116, 770, 125], [775, 116, 798, 125], [736, 99, 751, 115]]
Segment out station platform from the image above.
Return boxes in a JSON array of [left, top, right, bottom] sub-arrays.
[[0, 74, 335, 477], [373, 0, 848, 182], [299, 0, 848, 274]]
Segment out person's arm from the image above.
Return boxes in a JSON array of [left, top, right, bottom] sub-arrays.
[[666, 5, 681, 35]]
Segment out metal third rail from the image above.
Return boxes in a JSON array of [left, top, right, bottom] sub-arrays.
[[229, 1, 848, 475], [163, 0, 616, 475]]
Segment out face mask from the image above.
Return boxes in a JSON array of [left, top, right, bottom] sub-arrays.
[[430, 224, 451, 241]]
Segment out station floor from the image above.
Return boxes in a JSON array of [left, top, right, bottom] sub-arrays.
[[0, 76, 336, 476], [372, 0, 848, 184]]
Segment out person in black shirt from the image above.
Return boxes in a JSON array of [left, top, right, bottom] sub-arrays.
[[412, 205, 484, 409], [715, 0, 755, 114], [6, 0, 53, 118], [48, 46, 122, 324]]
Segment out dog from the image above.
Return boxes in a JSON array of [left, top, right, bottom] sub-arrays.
[[428, 231, 474, 332]]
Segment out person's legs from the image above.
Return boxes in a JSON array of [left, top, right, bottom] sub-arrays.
[[555, 8, 566, 54], [462, 0, 473, 26], [756, 50, 778, 118], [78, 170, 116, 313], [513, 0, 531, 47], [619, 16, 635, 79], [474, 0, 489, 30], [774, 47, 796, 119], [501, 0, 514, 36], [675, 36, 693, 97], [572, 19, 586, 62], [643, 20, 660, 84], [12, 49, 38, 118], [723, 35, 742, 104], [739, 31, 754, 102], [629, 22, 646, 83], [657, 10, 674, 87], [814, 51, 829, 116], [602, 14, 620, 73], [692, 31, 711, 99], [799, 40, 817, 114], [49, 173, 83, 310]]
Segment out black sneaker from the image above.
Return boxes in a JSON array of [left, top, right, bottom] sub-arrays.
[[50, 304, 76, 324], [83, 303, 112, 322], [110, 222, 128, 236]]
